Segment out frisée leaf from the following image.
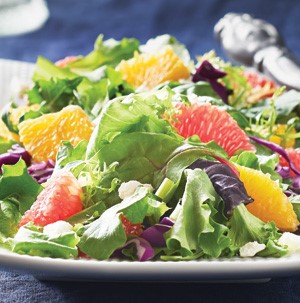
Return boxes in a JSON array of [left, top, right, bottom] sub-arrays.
[[165, 169, 232, 259]]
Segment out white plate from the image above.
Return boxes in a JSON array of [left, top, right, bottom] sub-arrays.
[[1, 248, 300, 282], [1, 59, 300, 282], [0, 58, 35, 107]]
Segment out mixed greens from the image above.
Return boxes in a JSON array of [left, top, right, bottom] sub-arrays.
[[1, 34, 300, 261]]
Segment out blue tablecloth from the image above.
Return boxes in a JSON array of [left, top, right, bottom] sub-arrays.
[[0, 270, 300, 303], [1, 0, 300, 302], [1, 0, 300, 62]]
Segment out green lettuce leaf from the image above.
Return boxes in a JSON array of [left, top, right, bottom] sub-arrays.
[[67, 34, 139, 71], [78, 186, 168, 260], [0, 137, 15, 154], [96, 132, 182, 185], [56, 142, 121, 208], [0, 198, 21, 238], [165, 169, 232, 259], [56, 140, 88, 169], [274, 90, 300, 118], [171, 81, 219, 99], [228, 204, 287, 257], [160, 141, 228, 185], [0, 160, 42, 214], [9, 224, 79, 259], [0, 160, 42, 240], [66, 201, 107, 225], [241, 90, 300, 122], [230, 151, 280, 182], [86, 88, 179, 157]]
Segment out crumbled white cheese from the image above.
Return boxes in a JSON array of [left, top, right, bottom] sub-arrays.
[[14, 226, 31, 242], [239, 241, 266, 257], [278, 232, 300, 254], [118, 180, 153, 200], [139, 35, 170, 54], [43, 221, 73, 238]]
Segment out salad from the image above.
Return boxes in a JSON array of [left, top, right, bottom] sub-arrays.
[[1, 34, 300, 262]]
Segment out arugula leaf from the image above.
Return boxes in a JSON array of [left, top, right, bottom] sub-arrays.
[[27, 77, 83, 112], [78, 187, 167, 260], [31, 57, 134, 118], [0, 160, 42, 214], [67, 35, 139, 71]]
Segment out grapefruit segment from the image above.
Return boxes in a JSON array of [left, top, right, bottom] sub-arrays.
[[170, 102, 256, 157], [279, 148, 300, 177], [19, 170, 83, 227], [244, 71, 277, 103]]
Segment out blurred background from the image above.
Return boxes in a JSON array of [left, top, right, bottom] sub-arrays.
[[0, 0, 300, 63]]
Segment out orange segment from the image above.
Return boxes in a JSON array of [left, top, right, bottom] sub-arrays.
[[10, 104, 41, 126], [0, 104, 41, 144], [269, 124, 296, 148], [18, 105, 94, 162], [235, 164, 299, 232], [0, 118, 15, 141], [0, 117, 19, 142], [116, 47, 190, 89]]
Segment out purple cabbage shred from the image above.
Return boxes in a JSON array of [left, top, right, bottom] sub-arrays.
[[28, 160, 55, 184], [192, 60, 229, 103], [249, 136, 300, 176], [141, 217, 174, 247], [114, 237, 155, 262], [0, 144, 31, 172], [189, 159, 253, 215], [250, 136, 300, 197], [113, 217, 174, 261], [275, 165, 291, 179]]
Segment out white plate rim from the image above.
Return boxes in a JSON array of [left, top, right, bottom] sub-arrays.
[[1, 248, 300, 281]]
